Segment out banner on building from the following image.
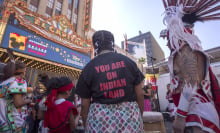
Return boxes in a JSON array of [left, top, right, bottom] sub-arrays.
[[145, 73, 159, 91], [2, 24, 91, 69], [1, 1, 92, 55]]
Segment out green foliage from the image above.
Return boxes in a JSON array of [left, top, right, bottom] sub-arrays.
[[138, 57, 145, 63]]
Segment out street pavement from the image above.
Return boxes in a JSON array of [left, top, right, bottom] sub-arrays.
[[162, 112, 173, 133]]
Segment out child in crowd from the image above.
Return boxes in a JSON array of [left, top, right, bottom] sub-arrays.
[[0, 61, 32, 132], [32, 73, 49, 133], [43, 76, 78, 133]]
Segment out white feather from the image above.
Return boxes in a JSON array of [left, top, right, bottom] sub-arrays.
[[163, 5, 203, 52]]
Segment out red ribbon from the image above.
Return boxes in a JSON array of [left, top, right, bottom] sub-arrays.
[[45, 82, 74, 109]]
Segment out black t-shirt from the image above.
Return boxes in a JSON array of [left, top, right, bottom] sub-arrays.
[[76, 52, 144, 104]]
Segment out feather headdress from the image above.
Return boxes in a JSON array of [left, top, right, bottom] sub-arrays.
[[161, 0, 220, 51]]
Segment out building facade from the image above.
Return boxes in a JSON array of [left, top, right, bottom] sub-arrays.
[[121, 31, 165, 66], [25, 0, 92, 38], [0, 0, 93, 86]]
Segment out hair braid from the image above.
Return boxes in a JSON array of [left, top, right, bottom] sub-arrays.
[[92, 30, 115, 54]]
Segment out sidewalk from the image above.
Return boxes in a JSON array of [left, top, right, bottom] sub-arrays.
[[162, 112, 173, 133]]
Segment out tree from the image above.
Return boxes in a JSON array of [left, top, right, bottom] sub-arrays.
[[138, 57, 145, 63], [138, 57, 145, 73]]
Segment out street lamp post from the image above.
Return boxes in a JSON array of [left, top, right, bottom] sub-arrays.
[[149, 56, 160, 112]]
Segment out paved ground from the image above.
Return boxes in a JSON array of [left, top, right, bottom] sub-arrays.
[[164, 119, 173, 133], [162, 112, 174, 133]]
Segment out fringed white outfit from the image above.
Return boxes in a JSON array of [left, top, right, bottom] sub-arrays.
[[0, 77, 28, 133]]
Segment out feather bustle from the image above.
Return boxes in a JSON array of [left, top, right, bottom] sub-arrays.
[[193, 0, 210, 12], [198, 5, 220, 18], [200, 16, 220, 21], [179, 0, 184, 5], [187, 0, 202, 13], [185, 0, 193, 6], [195, 0, 219, 14], [163, 0, 220, 22], [201, 12, 220, 18], [163, 0, 168, 8]]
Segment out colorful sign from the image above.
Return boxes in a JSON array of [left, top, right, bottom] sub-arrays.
[[9, 32, 27, 50], [84, 0, 91, 31], [2, 1, 92, 54], [24, 15, 83, 47], [145, 73, 159, 91], [2, 24, 90, 69]]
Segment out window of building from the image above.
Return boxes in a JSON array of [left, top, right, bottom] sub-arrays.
[[55, 1, 62, 15], [68, 0, 73, 9], [46, 6, 53, 16], [73, 13, 77, 24], [68, 4, 72, 10], [74, 23, 77, 32], [30, 0, 39, 7], [47, 0, 54, 8], [28, 4, 37, 12], [67, 9, 72, 20], [69, 0, 73, 4], [74, 0, 79, 17], [75, 0, 79, 8], [55, 9, 61, 15], [44, 13, 51, 18], [47, 2, 53, 8], [56, 2, 62, 10]]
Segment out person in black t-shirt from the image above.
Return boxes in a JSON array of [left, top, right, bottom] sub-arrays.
[[76, 30, 145, 132]]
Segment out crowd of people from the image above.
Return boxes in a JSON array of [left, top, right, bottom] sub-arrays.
[[0, 27, 220, 132], [0, 0, 220, 132], [0, 30, 145, 133], [0, 58, 83, 132]]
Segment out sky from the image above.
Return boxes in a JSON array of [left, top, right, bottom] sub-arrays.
[[91, 0, 220, 58]]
